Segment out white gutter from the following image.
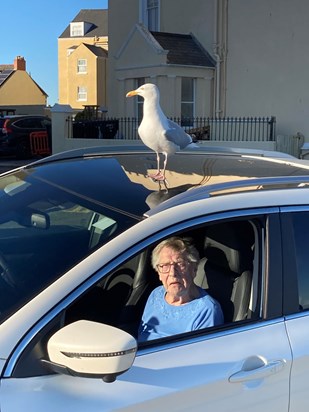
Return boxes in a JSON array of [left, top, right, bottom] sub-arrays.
[[213, 0, 222, 117]]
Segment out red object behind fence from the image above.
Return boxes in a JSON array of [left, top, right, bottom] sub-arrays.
[[30, 131, 51, 156]]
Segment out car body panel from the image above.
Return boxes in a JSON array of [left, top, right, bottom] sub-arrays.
[[1, 322, 291, 412], [285, 314, 309, 411]]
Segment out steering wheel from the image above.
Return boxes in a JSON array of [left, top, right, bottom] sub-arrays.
[[0, 252, 18, 290]]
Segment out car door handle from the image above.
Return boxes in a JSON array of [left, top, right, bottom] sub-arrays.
[[229, 359, 285, 383]]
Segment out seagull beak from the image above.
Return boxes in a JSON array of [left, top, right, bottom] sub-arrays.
[[126, 89, 138, 97]]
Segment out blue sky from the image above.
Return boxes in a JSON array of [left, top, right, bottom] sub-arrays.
[[1, 0, 108, 106]]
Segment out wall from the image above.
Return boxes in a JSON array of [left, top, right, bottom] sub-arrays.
[[226, 0, 309, 139], [0, 71, 47, 106]]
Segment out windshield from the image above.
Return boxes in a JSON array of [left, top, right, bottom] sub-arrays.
[[0, 162, 143, 324]]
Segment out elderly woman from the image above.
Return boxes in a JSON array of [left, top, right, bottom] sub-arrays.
[[138, 237, 224, 342]]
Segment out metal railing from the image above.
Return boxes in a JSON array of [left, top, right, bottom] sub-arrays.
[[69, 116, 276, 142]]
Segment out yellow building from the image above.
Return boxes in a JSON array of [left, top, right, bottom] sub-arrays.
[[0, 56, 48, 115], [58, 9, 108, 111]]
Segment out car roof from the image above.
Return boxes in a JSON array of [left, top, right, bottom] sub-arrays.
[[16, 147, 309, 219]]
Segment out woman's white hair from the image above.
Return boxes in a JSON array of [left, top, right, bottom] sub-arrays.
[[151, 237, 200, 270]]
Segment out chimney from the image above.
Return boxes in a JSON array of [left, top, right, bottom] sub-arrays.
[[14, 56, 26, 71]]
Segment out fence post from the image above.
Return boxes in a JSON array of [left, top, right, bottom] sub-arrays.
[[50, 104, 74, 154]]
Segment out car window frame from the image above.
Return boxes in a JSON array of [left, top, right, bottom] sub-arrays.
[[280, 206, 309, 315], [6, 206, 281, 379]]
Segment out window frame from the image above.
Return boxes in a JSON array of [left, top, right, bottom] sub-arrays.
[[135, 78, 146, 123], [77, 86, 87, 101], [280, 206, 309, 315], [181, 77, 196, 127], [70, 22, 84, 37], [140, 0, 160, 31], [77, 59, 87, 74]]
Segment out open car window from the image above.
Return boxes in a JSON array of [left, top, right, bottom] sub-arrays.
[[63, 217, 263, 339]]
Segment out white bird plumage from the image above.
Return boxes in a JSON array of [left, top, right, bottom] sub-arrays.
[[126, 83, 197, 181]]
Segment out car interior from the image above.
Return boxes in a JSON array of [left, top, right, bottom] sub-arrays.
[[11, 216, 263, 379], [64, 217, 261, 339]]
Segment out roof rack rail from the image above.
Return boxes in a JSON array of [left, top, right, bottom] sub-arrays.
[[202, 174, 309, 197], [146, 175, 309, 216]]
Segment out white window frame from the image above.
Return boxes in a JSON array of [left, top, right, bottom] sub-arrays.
[[70, 22, 84, 37], [77, 59, 87, 74], [181, 77, 196, 126], [136, 78, 145, 122], [77, 86, 87, 101]]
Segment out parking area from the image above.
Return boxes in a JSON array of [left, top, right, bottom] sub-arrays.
[[0, 157, 31, 174]]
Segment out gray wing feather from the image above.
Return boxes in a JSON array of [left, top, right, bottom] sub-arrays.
[[164, 119, 193, 149]]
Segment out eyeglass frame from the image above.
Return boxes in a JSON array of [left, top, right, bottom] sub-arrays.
[[156, 259, 190, 274]]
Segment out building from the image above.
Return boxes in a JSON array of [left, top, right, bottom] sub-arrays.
[[108, 0, 309, 141], [58, 9, 108, 111], [108, 0, 217, 123], [0, 56, 48, 115]]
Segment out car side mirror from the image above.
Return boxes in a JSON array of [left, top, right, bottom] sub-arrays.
[[44, 320, 137, 383]]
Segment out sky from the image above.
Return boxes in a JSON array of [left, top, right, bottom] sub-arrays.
[[1, 0, 108, 106]]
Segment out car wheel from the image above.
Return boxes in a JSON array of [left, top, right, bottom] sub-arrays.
[[16, 139, 32, 159]]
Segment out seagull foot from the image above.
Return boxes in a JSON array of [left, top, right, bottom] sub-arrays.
[[147, 171, 165, 180], [147, 170, 169, 186]]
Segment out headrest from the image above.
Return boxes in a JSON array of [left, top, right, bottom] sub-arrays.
[[203, 221, 253, 275]]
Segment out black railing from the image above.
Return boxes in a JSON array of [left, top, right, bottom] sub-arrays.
[[69, 116, 276, 142]]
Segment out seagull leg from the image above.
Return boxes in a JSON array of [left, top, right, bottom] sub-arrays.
[[147, 152, 165, 180], [148, 152, 168, 182], [162, 152, 168, 180]]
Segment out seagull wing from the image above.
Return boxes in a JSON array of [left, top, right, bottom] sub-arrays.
[[164, 119, 193, 149]]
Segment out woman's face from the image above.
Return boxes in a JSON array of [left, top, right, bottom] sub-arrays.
[[157, 246, 196, 299]]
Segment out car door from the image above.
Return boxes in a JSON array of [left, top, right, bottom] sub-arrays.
[[0, 210, 291, 412], [281, 208, 309, 411]]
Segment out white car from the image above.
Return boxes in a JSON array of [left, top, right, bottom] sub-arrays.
[[0, 146, 309, 411]]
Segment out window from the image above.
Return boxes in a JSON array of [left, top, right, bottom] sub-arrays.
[[289, 211, 309, 310], [70, 22, 92, 37], [77, 59, 87, 74], [140, 0, 160, 31], [181, 77, 195, 126], [77, 86, 87, 101], [136, 78, 145, 123], [70, 22, 84, 37], [147, 0, 159, 31], [63, 217, 260, 338], [0, 165, 138, 325]]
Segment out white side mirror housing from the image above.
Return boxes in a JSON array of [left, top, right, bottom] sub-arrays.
[[46, 320, 137, 382]]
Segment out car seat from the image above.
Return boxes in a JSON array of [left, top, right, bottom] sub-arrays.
[[194, 221, 254, 323]]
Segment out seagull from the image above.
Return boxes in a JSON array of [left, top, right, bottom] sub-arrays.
[[126, 83, 198, 181]]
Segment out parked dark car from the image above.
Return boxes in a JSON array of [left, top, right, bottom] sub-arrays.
[[0, 115, 51, 159]]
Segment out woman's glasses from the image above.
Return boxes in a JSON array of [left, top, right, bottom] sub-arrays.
[[156, 260, 188, 273]]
